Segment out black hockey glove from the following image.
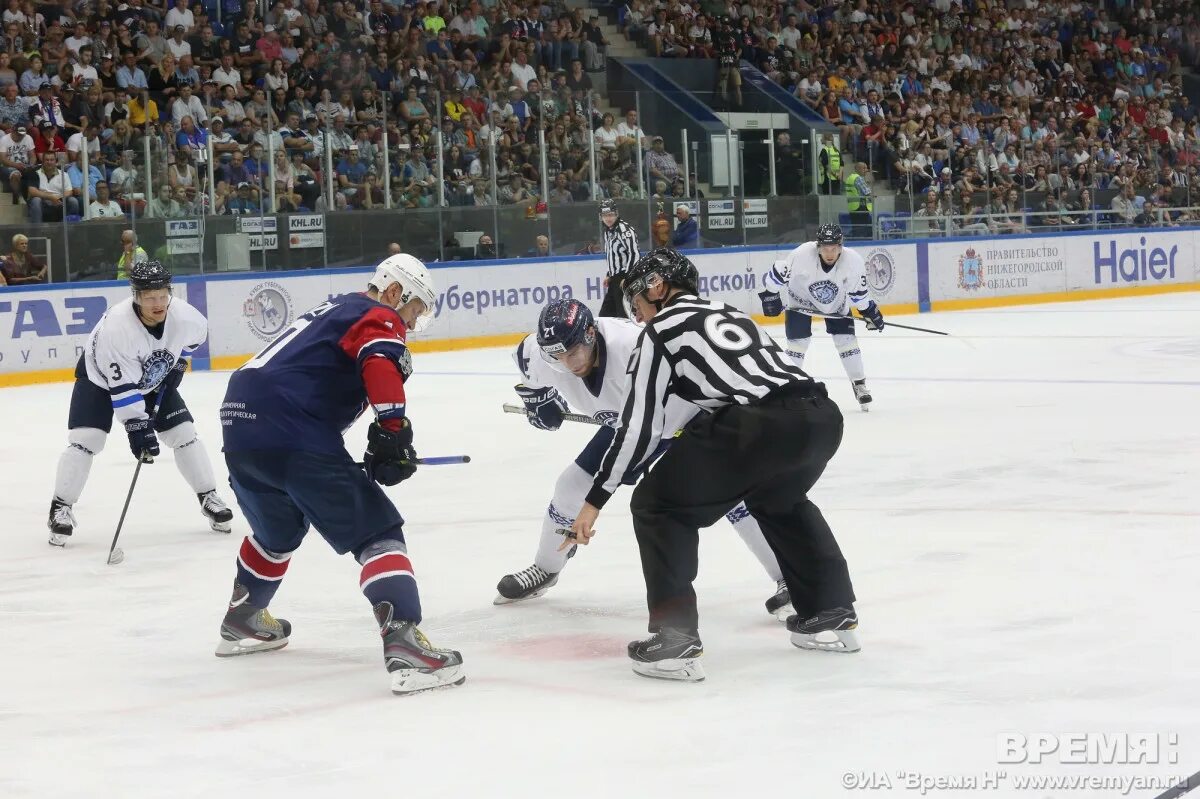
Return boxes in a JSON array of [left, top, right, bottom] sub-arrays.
[[861, 301, 885, 331], [758, 290, 783, 317], [515, 384, 568, 431], [124, 418, 160, 462], [364, 419, 418, 486]]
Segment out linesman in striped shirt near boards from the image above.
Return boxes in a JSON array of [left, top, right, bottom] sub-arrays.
[[598, 199, 640, 318], [566, 248, 860, 682]]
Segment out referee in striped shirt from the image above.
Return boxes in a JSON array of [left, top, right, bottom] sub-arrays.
[[566, 248, 859, 682], [598, 199, 639, 318]]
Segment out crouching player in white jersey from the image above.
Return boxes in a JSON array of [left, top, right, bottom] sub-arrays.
[[47, 260, 233, 547], [758, 223, 885, 410], [496, 298, 794, 619]]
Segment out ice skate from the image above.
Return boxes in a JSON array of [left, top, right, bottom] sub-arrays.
[[628, 628, 705, 682], [765, 579, 794, 622], [198, 490, 233, 533], [47, 498, 75, 548], [788, 607, 860, 653], [215, 583, 291, 656], [374, 601, 465, 695], [494, 564, 559, 605], [852, 379, 872, 411]]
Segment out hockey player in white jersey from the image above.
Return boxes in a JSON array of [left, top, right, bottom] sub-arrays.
[[758, 223, 885, 410], [497, 298, 793, 618], [47, 260, 234, 547]]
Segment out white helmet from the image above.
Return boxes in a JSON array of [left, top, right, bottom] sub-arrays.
[[369, 253, 437, 331]]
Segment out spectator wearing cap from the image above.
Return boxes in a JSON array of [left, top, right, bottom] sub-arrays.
[[208, 117, 239, 160], [34, 120, 66, 157], [223, 181, 260, 215], [0, 123, 33, 198], [166, 24, 191, 59], [645, 135, 680, 186], [0, 84, 26, 128], [507, 85, 531, 125], [117, 52, 149, 91], [96, 53, 119, 95], [31, 82, 64, 129], [27, 151, 78, 223], [443, 88, 467, 122], [300, 115, 324, 158], [257, 25, 283, 64]]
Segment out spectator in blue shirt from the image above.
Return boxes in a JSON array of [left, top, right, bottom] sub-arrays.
[[116, 51, 148, 90], [66, 155, 105, 201], [224, 182, 260, 215], [670, 205, 699, 249]]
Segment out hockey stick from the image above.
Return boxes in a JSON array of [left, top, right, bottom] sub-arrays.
[[829, 313, 950, 336], [106, 365, 183, 566], [353, 456, 472, 467], [502, 403, 603, 426]]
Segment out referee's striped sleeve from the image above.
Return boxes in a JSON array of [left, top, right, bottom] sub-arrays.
[[586, 329, 671, 508], [607, 222, 640, 276]]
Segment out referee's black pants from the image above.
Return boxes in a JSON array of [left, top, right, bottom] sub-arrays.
[[598, 272, 628, 318], [629, 383, 855, 633]]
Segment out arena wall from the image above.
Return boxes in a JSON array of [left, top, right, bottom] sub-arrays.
[[1, 228, 1195, 386]]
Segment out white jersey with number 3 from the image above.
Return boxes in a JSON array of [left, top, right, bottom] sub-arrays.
[[83, 296, 208, 424], [514, 316, 694, 433], [765, 241, 872, 316]]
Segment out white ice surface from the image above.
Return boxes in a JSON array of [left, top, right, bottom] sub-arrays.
[[1, 294, 1198, 799]]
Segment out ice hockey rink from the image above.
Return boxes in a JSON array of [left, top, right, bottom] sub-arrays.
[[1, 292, 1197, 799]]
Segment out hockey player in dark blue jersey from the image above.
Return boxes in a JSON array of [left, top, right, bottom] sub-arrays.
[[215, 254, 465, 695]]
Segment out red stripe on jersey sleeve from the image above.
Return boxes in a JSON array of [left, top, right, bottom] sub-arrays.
[[340, 303, 410, 429]]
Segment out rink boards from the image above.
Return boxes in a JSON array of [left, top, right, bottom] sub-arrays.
[[2, 227, 1198, 385]]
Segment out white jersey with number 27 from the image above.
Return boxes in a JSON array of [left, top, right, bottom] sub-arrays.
[[514, 315, 695, 433]]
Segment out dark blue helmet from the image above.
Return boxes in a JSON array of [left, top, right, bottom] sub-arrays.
[[537, 299, 596, 355], [129, 259, 171, 292], [816, 223, 844, 246]]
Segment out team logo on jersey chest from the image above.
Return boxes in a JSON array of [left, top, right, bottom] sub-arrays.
[[139, 349, 175, 390], [594, 410, 620, 428], [808, 279, 840, 306], [243, 281, 294, 341], [958, 248, 984, 291], [865, 249, 895, 295]]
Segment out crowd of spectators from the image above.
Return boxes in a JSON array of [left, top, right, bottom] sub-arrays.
[[617, 0, 1200, 230], [0, 0, 704, 226]]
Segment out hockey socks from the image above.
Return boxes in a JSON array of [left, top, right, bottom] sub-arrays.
[[235, 536, 292, 608], [358, 539, 421, 623], [832, 334, 866, 382]]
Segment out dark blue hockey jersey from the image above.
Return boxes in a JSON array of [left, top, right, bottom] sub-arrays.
[[221, 293, 412, 453]]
